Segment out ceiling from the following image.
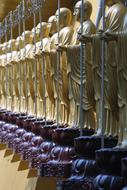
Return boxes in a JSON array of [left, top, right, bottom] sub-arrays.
[[0, 0, 98, 40], [0, 0, 20, 21], [0, 0, 76, 22], [0, 0, 77, 39]]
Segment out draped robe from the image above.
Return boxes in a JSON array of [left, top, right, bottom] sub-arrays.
[[91, 2, 126, 136], [66, 20, 96, 128], [50, 26, 74, 123]]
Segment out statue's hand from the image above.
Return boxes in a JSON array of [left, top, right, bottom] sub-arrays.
[[35, 53, 40, 58], [56, 44, 67, 52], [98, 29, 105, 39], [78, 34, 92, 43], [104, 31, 117, 41], [98, 30, 117, 41], [42, 50, 50, 56]]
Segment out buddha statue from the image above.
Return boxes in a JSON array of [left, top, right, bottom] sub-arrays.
[[20, 31, 34, 114], [51, 7, 74, 124], [2, 41, 13, 111], [44, 16, 57, 120], [0, 44, 6, 108], [7, 39, 19, 112], [108, 10, 127, 147], [14, 36, 24, 113], [81, 0, 126, 136], [60, 0, 96, 128], [33, 22, 51, 118]]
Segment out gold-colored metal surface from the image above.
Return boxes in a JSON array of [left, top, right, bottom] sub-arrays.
[[0, 0, 20, 21], [0, 0, 74, 21]]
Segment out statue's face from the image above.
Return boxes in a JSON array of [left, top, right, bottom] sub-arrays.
[[73, 1, 81, 20], [0, 45, 3, 54], [55, 9, 67, 28], [16, 37, 23, 49], [73, 1, 91, 21], [36, 23, 48, 38], [105, 0, 114, 6], [55, 11, 62, 27], [48, 17, 57, 34]]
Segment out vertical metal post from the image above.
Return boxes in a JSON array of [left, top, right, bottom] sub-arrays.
[[56, 0, 60, 128], [79, 0, 85, 136], [22, 0, 29, 115], [10, 11, 14, 112], [33, 2, 38, 120], [100, 0, 105, 149], [39, 7, 47, 125], [0, 23, 1, 109], [18, 4, 22, 114], [95, 0, 102, 28], [4, 18, 8, 110]]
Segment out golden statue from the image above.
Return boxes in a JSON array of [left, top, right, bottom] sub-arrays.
[[90, 0, 126, 136], [7, 39, 19, 112], [20, 31, 34, 114], [34, 22, 50, 118], [107, 11, 127, 146], [62, 0, 96, 128], [3, 41, 13, 111], [53, 7, 74, 124], [42, 16, 57, 120], [0, 44, 6, 108], [14, 36, 24, 113]]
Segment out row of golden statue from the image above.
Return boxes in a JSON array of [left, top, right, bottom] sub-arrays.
[[0, 0, 127, 147]]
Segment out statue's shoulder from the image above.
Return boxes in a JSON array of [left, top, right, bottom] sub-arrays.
[[36, 41, 41, 47], [51, 32, 58, 41], [43, 37, 50, 43], [61, 26, 74, 33], [12, 51, 17, 56], [107, 2, 126, 15]]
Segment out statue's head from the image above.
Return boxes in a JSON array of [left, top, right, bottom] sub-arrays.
[[31, 26, 40, 41], [105, 0, 122, 6], [8, 39, 17, 51], [22, 30, 34, 44], [73, 0, 92, 21], [2, 42, 9, 54], [48, 15, 57, 35], [55, 8, 72, 28], [0, 44, 4, 55], [36, 22, 49, 38], [16, 36, 23, 50]]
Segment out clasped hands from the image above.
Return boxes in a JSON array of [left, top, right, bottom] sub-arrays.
[[77, 30, 117, 43]]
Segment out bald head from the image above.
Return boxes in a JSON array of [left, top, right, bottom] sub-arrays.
[[74, 0, 92, 21], [48, 15, 57, 35], [22, 31, 34, 44], [55, 7, 72, 28]]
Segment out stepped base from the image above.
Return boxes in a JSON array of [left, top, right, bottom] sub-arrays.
[[74, 136, 118, 159], [59, 158, 98, 190], [61, 177, 94, 190], [122, 158, 127, 178], [96, 148, 127, 176], [94, 175, 126, 190]]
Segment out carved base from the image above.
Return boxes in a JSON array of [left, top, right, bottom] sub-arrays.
[[60, 178, 94, 190], [96, 148, 127, 176], [52, 127, 94, 146], [122, 158, 127, 178], [94, 175, 126, 190], [74, 136, 117, 159], [39, 144, 76, 178], [58, 158, 98, 190], [40, 162, 72, 178]]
